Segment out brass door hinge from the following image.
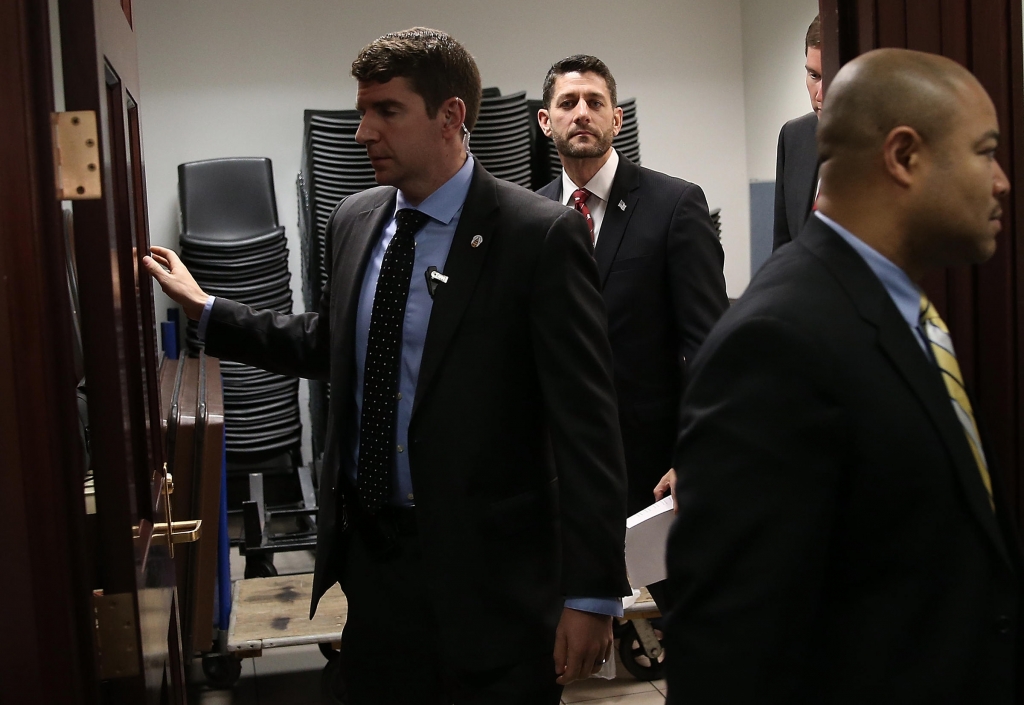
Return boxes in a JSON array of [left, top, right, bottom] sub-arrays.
[[51, 111, 101, 200], [93, 591, 140, 679]]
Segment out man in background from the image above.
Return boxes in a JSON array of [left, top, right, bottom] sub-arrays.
[[537, 55, 728, 522], [773, 14, 823, 250], [665, 48, 1021, 703], [146, 28, 629, 705]]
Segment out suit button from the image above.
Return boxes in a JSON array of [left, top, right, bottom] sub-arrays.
[[995, 615, 1012, 635]]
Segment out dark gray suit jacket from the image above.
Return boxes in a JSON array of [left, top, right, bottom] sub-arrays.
[[538, 153, 728, 514], [204, 162, 630, 669], [773, 111, 819, 251], [666, 215, 1023, 704]]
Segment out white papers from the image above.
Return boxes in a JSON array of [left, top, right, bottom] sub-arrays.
[[626, 495, 674, 529], [624, 496, 675, 589]]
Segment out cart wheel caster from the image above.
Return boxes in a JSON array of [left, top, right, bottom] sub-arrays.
[[618, 621, 665, 681], [244, 556, 277, 579], [319, 642, 340, 661], [321, 653, 346, 704], [202, 653, 241, 689]]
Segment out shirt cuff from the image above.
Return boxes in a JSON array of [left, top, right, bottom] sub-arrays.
[[197, 296, 216, 342], [564, 597, 624, 618]]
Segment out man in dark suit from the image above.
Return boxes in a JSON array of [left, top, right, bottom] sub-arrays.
[[773, 14, 823, 251], [665, 48, 1021, 703], [145, 28, 629, 705], [536, 55, 728, 519]]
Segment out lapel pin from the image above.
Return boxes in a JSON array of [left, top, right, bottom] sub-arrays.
[[471, 234, 484, 248], [618, 200, 627, 211]]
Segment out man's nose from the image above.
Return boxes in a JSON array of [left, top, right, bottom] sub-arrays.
[[815, 82, 824, 106], [995, 159, 1011, 197], [573, 99, 590, 120], [355, 117, 374, 145]]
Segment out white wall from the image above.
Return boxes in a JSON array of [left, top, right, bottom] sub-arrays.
[[741, 0, 820, 181]]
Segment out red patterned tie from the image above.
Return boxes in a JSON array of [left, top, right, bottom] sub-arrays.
[[571, 188, 595, 244]]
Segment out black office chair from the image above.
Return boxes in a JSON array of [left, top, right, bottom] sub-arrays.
[[178, 157, 282, 244]]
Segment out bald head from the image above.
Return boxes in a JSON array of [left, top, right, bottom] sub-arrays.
[[819, 49, 981, 170], [815, 47, 1009, 280]]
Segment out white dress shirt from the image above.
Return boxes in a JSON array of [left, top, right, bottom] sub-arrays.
[[560, 149, 620, 245]]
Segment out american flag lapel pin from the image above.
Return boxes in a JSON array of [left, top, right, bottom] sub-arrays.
[[618, 200, 627, 211]]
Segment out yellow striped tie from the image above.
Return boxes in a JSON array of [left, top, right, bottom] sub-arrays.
[[919, 295, 993, 509]]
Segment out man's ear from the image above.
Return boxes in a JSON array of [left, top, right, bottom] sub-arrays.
[[883, 126, 925, 188], [612, 106, 623, 137], [441, 96, 467, 137], [537, 108, 553, 138]]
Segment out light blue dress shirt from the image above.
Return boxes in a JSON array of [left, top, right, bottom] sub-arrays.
[[814, 212, 928, 354]]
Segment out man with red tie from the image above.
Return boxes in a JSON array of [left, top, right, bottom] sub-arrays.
[[537, 54, 729, 614]]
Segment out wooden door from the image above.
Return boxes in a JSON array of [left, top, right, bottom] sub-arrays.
[[57, 0, 186, 702], [0, 0, 99, 702], [819, 0, 1024, 525]]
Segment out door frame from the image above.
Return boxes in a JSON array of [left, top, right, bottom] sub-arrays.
[[0, 0, 98, 703]]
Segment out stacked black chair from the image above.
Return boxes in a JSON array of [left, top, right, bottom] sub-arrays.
[[178, 157, 301, 458], [540, 97, 643, 182], [614, 98, 642, 165], [301, 110, 376, 300], [299, 110, 376, 457], [471, 88, 533, 187]]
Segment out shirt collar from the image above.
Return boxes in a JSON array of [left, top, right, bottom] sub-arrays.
[[561, 148, 619, 205], [394, 155, 475, 225], [814, 211, 922, 330]]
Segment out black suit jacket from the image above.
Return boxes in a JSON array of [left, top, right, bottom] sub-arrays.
[[773, 111, 819, 251], [538, 153, 728, 513], [204, 162, 630, 669], [665, 215, 1023, 704]]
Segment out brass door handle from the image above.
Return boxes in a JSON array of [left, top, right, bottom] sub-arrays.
[[152, 519, 202, 544]]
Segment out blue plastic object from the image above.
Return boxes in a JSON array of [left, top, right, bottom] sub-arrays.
[[161, 321, 179, 359], [217, 425, 231, 630]]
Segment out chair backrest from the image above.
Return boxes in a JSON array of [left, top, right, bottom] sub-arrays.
[[178, 158, 279, 240]]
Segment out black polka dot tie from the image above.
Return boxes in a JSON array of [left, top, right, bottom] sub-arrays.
[[571, 188, 595, 244], [357, 208, 430, 514]]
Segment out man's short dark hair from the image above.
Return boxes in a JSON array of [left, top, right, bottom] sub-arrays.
[[806, 15, 821, 55], [351, 27, 483, 131], [542, 55, 618, 109]]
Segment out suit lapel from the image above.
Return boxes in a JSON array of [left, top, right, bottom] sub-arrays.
[[790, 114, 820, 233], [537, 176, 561, 203], [594, 155, 640, 287], [801, 218, 1013, 569], [412, 163, 499, 418], [874, 307, 1012, 569], [333, 194, 395, 332], [328, 193, 394, 459]]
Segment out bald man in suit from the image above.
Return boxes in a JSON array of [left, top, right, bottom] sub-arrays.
[[666, 48, 1022, 704]]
